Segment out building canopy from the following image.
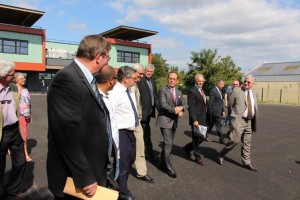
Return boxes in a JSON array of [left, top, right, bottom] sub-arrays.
[[99, 25, 158, 41], [0, 3, 44, 27]]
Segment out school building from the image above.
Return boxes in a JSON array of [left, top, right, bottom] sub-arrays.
[[0, 3, 157, 91]]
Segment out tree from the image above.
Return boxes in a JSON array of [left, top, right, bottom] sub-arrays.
[[151, 53, 169, 89], [184, 49, 243, 94]]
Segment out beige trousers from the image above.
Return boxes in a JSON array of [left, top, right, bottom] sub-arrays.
[[133, 123, 147, 177], [219, 118, 253, 165]]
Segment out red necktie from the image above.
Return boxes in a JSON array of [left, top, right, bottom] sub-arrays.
[[200, 88, 206, 104], [172, 88, 176, 104]]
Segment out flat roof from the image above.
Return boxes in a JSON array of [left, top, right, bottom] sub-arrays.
[[0, 3, 44, 27], [99, 25, 158, 41]]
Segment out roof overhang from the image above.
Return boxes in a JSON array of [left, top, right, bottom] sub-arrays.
[[0, 3, 44, 27], [99, 26, 158, 41]]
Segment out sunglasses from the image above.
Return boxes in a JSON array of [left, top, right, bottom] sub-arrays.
[[1, 100, 12, 104]]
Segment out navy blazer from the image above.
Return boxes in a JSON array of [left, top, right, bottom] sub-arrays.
[[208, 86, 224, 117], [188, 86, 207, 126]]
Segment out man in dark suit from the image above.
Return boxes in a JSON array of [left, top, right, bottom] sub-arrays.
[[218, 75, 259, 172], [207, 79, 225, 143], [183, 74, 207, 166], [137, 64, 157, 161], [47, 35, 112, 199], [157, 72, 187, 178]]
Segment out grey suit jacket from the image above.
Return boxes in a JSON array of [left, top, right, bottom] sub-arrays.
[[228, 87, 258, 132], [156, 85, 187, 129]]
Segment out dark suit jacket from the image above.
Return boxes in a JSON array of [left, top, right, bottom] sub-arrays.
[[137, 76, 157, 121], [156, 85, 187, 129], [188, 86, 207, 126], [47, 61, 109, 196], [208, 86, 224, 118], [228, 87, 258, 132]]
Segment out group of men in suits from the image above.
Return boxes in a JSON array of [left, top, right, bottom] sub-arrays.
[[46, 33, 259, 200], [183, 74, 259, 172]]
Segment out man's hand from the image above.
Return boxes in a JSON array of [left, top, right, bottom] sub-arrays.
[[193, 121, 199, 128], [175, 106, 183, 114], [82, 182, 97, 197], [178, 111, 184, 118], [222, 111, 226, 117]]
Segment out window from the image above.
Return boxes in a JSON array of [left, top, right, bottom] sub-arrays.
[[117, 50, 140, 63], [0, 38, 28, 55]]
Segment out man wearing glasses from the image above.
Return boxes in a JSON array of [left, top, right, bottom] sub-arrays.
[[109, 66, 138, 200], [0, 59, 26, 200], [218, 75, 259, 172], [47, 35, 112, 199]]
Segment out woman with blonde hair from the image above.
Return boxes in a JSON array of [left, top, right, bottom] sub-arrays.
[[14, 72, 32, 162]]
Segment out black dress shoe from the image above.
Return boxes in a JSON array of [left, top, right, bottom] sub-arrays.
[[166, 168, 177, 178], [244, 164, 259, 172], [138, 174, 154, 183]]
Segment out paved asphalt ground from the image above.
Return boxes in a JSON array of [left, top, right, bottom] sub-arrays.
[[5, 95, 300, 200]]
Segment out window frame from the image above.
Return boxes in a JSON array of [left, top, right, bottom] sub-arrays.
[[117, 50, 140, 63], [0, 38, 28, 55]]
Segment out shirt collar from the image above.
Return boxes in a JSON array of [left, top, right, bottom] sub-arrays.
[[74, 58, 94, 85]]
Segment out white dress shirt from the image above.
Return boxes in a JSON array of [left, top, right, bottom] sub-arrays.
[[99, 88, 120, 159], [243, 90, 255, 118], [109, 82, 137, 131]]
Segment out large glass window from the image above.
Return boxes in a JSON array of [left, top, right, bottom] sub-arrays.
[[0, 38, 28, 55], [117, 50, 140, 63]]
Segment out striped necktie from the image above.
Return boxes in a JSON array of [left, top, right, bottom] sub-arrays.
[[126, 88, 139, 127]]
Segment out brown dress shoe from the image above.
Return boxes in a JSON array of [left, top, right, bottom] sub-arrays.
[[195, 159, 204, 166]]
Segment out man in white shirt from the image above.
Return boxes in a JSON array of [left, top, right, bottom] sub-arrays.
[[95, 65, 119, 184], [109, 66, 138, 200], [218, 75, 259, 172]]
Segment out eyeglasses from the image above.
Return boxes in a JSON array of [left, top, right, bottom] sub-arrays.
[[1, 100, 12, 104], [233, 84, 239, 86], [244, 80, 251, 84], [130, 76, 138, 81], [101, 53, 111, 61]]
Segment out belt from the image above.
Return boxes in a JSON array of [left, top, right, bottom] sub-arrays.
[[119, 129, 134, 133], [3, 122, 19, 132], [242, 117, 252, 121]]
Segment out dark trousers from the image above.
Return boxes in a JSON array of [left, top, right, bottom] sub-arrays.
[[160, 127, 176, 170], [183, 126, 204, 160], [141, 116, 155, 159], [117, 130, 136, 199], [0, 123, 26, 199], [208, 116, 223, 138]]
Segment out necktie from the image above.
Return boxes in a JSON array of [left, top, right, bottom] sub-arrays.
[[247, 91, 253, 119], [91, 78, 113, 156], [200, 88, 206, 104], [147, 79, 154, 106], [126, 88, 139, 127], [171, 88, 176, 105]]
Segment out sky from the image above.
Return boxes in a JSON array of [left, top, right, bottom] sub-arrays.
[[2, 0, 300, 72]]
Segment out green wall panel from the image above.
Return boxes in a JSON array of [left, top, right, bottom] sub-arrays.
[[0, 31, 43, 63], [108, 44, 149, 68]]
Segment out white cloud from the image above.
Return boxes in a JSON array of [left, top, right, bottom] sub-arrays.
[[68, 21, 89, 33], [109, 0, 300, 71]]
